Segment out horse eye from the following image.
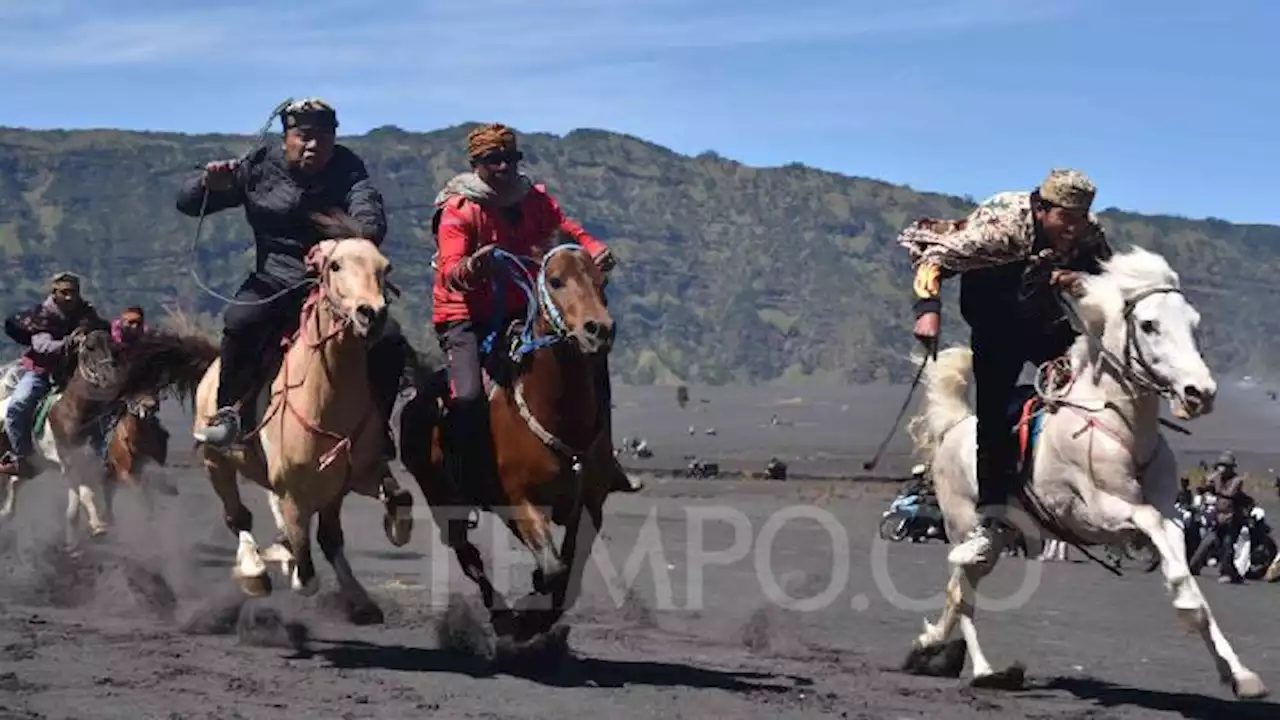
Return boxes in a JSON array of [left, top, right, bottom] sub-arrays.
[[549, 276, 564, 290], [1140, 320, 1158, 334]]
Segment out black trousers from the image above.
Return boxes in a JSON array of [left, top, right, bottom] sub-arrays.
[[217, 273, 405, 418], [971, 325, 1075, 511], [1215, 517, 1243, 579]]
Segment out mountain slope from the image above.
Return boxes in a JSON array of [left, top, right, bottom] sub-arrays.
[[1, 123, 1277, 385]]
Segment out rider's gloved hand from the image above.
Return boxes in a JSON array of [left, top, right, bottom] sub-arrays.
[[592, 248, 617, 273], [202, 159, 240, 192], [1050, 269, 1086, 298], [446, 245, 497, 292]]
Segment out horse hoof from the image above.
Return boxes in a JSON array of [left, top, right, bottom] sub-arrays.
[[347, 602, 385, 626], [383, 510, 413, 548], [902, 638, 966, 678], [292, 572, 320, 597], [970, 664, 1026, 691], [1233, 671, 1269, 699], [238, 574, 272, 598]]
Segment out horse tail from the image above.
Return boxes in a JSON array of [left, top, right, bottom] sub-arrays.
[[905, 346, 974, 465]]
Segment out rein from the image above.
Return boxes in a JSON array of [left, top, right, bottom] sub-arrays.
[[240, 242, 376, 475], [484, 244, 608, 477]]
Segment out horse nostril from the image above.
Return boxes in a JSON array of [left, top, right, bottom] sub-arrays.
[[584, 320, 601, 337], [356, 305, 376, 323], [1183, 386, 1205, 405]]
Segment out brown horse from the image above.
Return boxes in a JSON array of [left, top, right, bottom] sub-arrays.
[[399, 241, 616, 641], [0, 327, 128, 548], [99, 392, 176, 525], [191, 213, 402, 624]]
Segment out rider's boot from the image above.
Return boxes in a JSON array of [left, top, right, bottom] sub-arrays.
[[195, 406, 242, 448], [195, 332, 253, 448]]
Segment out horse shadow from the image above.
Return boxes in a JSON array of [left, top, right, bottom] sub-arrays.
[[1039, 676, 1278, 720], [315, 638, 811, 693]]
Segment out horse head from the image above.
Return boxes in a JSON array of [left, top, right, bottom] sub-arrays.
[[1073, 246, 1216, 420], [70, 327, 125, 394], [307, 211, 391, 341], [529, 242, 614, 355]]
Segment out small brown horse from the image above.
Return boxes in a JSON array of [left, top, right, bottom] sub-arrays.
[[400, 241, 616, 641], [99, 393, 176, 525]]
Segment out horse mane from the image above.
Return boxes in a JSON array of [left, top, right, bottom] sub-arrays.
[[310, 209, 371, 240], [1068, 245, 1181, 369], [1094, 245, 1181, 297], [116, 327, 219, 410]]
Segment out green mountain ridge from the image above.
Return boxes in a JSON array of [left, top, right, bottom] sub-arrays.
[[1, 122, 1277, 385]]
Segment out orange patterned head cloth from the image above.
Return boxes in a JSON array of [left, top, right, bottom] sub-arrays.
[[467, 123, 518, 159]]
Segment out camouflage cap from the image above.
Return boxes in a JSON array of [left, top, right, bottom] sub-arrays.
[[280, 97, 338, 131], [1039, 168, 1096, 211]]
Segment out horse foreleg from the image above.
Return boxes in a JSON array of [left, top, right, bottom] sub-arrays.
[[205, 454, 269, 596], [1096, 492, 1267, 698], [317, 495, 383, 625], [278, 492, 319, 597], [552, 491, 604, 612], [906, 563, 997, 681], [506, 497, 564, 594]]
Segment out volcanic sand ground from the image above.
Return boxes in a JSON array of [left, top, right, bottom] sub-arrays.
[[3, 383, 1280, 719]]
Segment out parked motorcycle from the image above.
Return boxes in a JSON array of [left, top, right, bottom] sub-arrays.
[[879, 490, 946, 543]]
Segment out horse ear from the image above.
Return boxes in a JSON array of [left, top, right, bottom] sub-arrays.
[[306, 240, 340, 275]]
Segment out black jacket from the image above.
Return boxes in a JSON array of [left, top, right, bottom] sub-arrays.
[[176, 144, 387, 286], [960, 228, 1112, 341]]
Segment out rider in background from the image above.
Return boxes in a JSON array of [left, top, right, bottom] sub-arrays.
[[431, 123, 641, 495], [0, 272, 109, 477], [899, 168, 1112, 566], [175, 98, 409, 471], [1206, 450, 1246, 583], [111, 306, 148, 347], [903, 463, 933, 498]]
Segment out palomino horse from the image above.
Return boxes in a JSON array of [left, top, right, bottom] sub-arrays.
[[902, 246, 1267, 699], [192, 213, 400, 624], [400, 242, 616, 641], [0, 328, 126, 549]]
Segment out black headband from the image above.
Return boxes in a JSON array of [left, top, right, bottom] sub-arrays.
[[281, 108, 338, 131]]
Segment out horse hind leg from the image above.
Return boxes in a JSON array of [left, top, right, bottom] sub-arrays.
[[0, 475, 19, 518], [1097, 492, 1266, 699], [317, 495, 383, 625]]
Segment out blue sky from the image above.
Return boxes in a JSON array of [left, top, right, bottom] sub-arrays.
[[2, 0, 1276, 224]]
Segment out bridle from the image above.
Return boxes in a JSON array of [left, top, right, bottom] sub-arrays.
[[1056, 285, 1186, 401], [486, 243, 611, 477]]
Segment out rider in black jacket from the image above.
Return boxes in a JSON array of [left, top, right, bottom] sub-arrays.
[[175, 98, 407, 466]]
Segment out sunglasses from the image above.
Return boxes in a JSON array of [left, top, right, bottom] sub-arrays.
[[474, 150, 523, 166]]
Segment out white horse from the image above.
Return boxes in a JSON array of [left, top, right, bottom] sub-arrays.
[[0, 360, 111, 550], [902, 246, 1267, 699]]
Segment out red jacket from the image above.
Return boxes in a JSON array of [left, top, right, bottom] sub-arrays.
[[432, 184, 608, 324]]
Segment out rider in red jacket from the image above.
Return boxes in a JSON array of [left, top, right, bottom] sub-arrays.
[[430, 123, 641, 495]]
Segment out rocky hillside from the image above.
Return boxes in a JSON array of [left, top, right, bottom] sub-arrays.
[[0, 123, 1276, 384]]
